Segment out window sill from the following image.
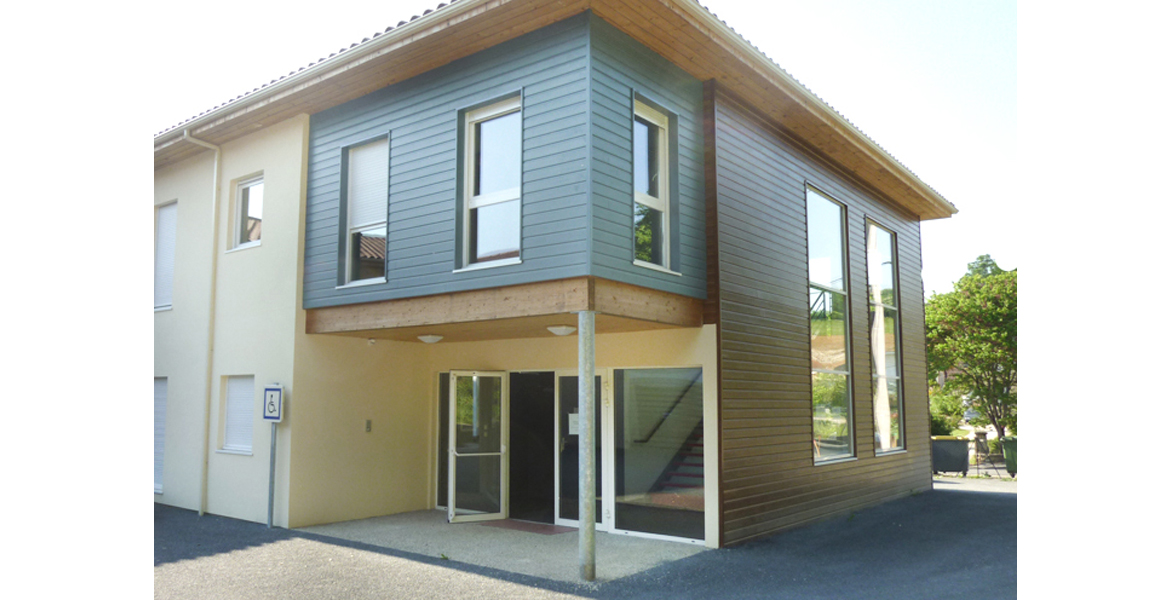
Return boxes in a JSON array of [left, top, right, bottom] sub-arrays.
[[454, 257, 522, 273], [335, 277, 387, 290], [875, 448, 907, 457], [633, 260, 682, 276], [154, 487, 163, 495], [226, 241, 261, 254], [154, 305, 173, 313], [814, 456, 857, 466], [217, 448, 253, 456]]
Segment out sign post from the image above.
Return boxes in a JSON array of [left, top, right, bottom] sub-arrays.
[[263, 385, 284, 529]]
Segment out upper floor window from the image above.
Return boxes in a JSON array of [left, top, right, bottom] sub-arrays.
[[633, 100, 670, 269], [807, 187, 853, 463], [233, 176, 263, 249], [154, 202, 177, 310], [867, 222, 903, 452], [345, 137, 389, 283], [463, 97, 522, 266]]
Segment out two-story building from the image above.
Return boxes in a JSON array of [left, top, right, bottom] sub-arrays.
[[154, 0, 956, 551]]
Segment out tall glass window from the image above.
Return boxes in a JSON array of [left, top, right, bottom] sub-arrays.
[[464, 97, 522, 265], [345, 137, 389, 283], [614, 368, 704, 540], [807, 188, 853, 462], [234, 176, 263, 248], [868, 222, 903, 452], [633, 100, 670, 269]]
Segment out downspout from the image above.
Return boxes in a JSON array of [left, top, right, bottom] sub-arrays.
[[183, 129, 222, 517]]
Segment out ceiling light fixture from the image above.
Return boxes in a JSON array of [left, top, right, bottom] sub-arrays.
[[547, 325, 577, 336], [417, 335, 444, 344]]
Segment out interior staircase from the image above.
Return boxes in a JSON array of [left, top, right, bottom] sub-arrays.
[[652, 424, 704, 492]]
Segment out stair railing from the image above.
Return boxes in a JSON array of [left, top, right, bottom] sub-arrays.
[[634, 370, 703, 444]]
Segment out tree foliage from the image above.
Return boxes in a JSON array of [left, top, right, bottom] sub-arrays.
[[926, 257, 1017, 439]]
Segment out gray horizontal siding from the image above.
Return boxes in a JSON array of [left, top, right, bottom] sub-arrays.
[[711, 89, 931, 546], [586, 14, 706, 299], [304, 15, 593, 308]]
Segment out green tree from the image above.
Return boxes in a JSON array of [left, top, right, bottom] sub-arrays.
[[926, 257, 1016, 440]]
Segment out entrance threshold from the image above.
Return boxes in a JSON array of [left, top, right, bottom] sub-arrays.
[[299, 510, 705, 583]]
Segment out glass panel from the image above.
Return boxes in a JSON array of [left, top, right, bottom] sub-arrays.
[[239, 181, 263, 244], [453, 375, 502, 454], [869, 307, 900, 379], [349, 226, 386, 281], [634, 117, 659, 198], [558, 376, 602, 523], [874, 377, 902, 451], [810, 289, 848, 372], [437, 373, 449, 508], [867, 225, 896, 306], [812, 372, 852, 461], [614, 368, 704, 539], [452, 455, 502, 515], [475, 111, 521, 197], [807, 190, 845, 290], [470, 200, 520, 263], [634, 203, 663, 265]]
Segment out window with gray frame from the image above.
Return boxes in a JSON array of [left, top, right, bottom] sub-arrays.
[[632, 100, 670, 269], [807, 187, 853, 462], [867, 222, 903, 452], [345, 137, 389, 283]]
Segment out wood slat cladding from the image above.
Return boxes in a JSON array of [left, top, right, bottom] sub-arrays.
[[708, 87, 931, 547], [155, 0, 953, 222]]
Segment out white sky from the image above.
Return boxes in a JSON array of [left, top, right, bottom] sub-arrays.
[[149, 0, 1016, 297]]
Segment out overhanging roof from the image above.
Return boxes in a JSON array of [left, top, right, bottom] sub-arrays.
[[153, 0, 957, 220]]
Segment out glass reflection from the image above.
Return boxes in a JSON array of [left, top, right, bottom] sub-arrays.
[[812, 372, 852, 461], [470, 200, 520, 263], [475, 111, 521, 196], [810, 288, 848, 372], [807, 190, 844, 290], [634, 203, 663, 265]]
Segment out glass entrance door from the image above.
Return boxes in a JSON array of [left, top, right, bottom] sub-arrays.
[[448, 371, 508, 523], [555, 373, 610, 529]]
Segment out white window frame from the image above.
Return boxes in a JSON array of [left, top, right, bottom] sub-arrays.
[[633, 99, 671, 271], [222, 375, 255, 454], [231, 175, 264, 250], [807, 186, 855, 464], [867, 220, 904, 454], [344, 137, 389, 285], [462, 96, 522, 268], [154, 201, 177, 311], [155, 377, 167, 494]]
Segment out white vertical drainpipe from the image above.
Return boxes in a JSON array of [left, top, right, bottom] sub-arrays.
[[578, 310, 596, 581], [183, 130, 222, 517]]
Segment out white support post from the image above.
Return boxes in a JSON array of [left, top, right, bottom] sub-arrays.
[[578, 310, 596, 581]]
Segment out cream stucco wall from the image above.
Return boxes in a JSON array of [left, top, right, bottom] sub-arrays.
[[154, 114, 309, 527], [286, 323, 720, 546]]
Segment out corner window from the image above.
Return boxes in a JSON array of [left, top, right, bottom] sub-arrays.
[[345, 137, 389, 283], [154, 202, 177, 310], [154, 377, 167, 493], [868, 222, 903, 452], [807, 187, 853, 462], [233, 176, 263, 248], [223, 375, 255, 454], [463, 97, 521, 266], [633, 100, 670, 268]]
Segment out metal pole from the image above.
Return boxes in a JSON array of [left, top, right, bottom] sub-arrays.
[[268, 421, 277, 528], [578, 310, 596, 581]]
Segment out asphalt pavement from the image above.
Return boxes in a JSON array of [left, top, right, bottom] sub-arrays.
[[155, 477, 1016, 599]]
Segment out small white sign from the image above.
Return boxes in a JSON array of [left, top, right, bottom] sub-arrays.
[[263, 386, 283, 422], [567, 412, 579, 436]]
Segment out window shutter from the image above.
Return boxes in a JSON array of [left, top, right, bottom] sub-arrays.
[[155, 203, 177, 308], [224, 376, 255, 452], [154, 378, 167, 493], [348, 138, 389, 229]]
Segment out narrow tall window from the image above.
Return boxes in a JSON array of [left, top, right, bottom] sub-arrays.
[[234, 176, 264, 248], [154, 377, 167, 493], [807, 188, 853, 462], [154, 202, 177, 310], [345, 138, 389, 283], [464, 97, 521, 265], [633, 100, 670, 268], [868, 222, 903, 452], [223, 375, 255, 453]]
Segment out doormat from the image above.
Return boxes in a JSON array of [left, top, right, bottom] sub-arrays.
[[477, 520, 575, 535]]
